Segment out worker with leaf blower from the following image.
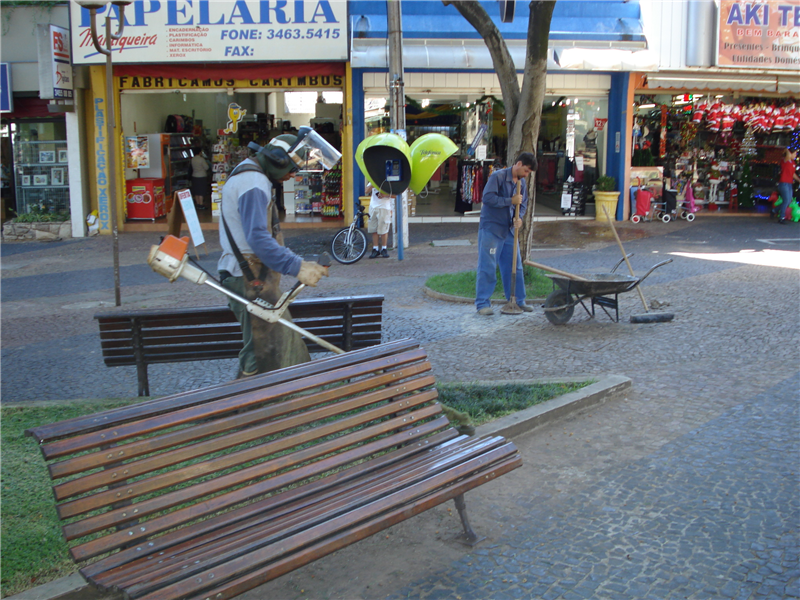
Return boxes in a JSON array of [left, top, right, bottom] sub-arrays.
[[475, 152, 537, 316], [218, 130, 336, 376]]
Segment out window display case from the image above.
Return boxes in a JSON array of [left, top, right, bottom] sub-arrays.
[[13, 140, 69, 214], [294, 171, 322, 215]]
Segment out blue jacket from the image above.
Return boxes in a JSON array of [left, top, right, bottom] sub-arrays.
[[479, 167, 529, 238]]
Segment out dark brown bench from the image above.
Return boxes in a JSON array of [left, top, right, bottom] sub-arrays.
[[26, 339, 521, 600], [94, 294, 383, 396]]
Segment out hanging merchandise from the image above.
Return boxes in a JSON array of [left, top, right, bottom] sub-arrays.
[[454, 159, 493, 213]]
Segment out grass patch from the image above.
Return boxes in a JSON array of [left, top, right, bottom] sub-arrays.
[[438, 381, 592, 426], [425, 265, 552, 300], [1, 398, 144, 597]]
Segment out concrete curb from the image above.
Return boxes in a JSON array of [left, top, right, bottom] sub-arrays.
[[7, 375, 629, 600], [4, 573, 120, 600], [423, 285, 545, 306], [475, 374, 632, 439]]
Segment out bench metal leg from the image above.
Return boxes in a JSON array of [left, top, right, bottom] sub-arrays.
[[130, 318, 149, 396], [454, 493, 484, 546]]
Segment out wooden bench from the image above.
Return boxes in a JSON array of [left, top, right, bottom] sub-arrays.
[[26, 339, 521, 600], [94, 294, 384, 396]]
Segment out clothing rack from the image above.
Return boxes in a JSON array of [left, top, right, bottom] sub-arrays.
[[455, 159, 495, 213]]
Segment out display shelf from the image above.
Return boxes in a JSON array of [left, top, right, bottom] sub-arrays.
[[294, 170, 324, 214], [321, 164, 342, 218]]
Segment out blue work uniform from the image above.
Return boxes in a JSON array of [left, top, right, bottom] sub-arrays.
[[475, 167, 528, 310]]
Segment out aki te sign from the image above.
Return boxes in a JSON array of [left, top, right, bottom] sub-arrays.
[[717, 0, 800, 70], [70, 0, 347, 65]]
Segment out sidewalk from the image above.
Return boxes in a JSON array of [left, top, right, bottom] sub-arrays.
[[2, 217, 798, 599]]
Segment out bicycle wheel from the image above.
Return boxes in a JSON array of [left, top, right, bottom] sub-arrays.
[[330, 227, 368, 264]]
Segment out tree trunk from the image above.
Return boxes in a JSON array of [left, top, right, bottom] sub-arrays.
[[519, 1, 555, 260], [445, 0, 555, 258]]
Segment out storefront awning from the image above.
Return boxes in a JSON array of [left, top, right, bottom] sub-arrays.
[[352, 40, 655, 72], [0, 97, 63, 119], [645, 73, 800, 94], [350, 0, 649, 70], [555, 48, 658, 72]]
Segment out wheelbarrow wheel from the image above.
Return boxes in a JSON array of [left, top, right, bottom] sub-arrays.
[[544, 290, 575, 325]]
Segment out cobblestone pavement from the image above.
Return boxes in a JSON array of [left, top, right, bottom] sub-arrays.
[[2, 217, 798, 599]]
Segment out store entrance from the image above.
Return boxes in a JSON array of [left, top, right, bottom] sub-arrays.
[[120, 88, 344, 227]]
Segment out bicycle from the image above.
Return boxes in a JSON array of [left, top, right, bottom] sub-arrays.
[[330, 201, 369, 264]]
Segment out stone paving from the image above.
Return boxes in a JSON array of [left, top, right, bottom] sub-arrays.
[[1, 217, 798, 599]]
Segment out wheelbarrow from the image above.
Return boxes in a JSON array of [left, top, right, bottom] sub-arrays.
[[528, 256, 673, 325]]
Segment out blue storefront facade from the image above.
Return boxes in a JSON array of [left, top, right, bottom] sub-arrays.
[[346, 0, 653, 220]]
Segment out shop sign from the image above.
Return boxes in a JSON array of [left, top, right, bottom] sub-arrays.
[[593, 118, 607, 131], [37, 24, 73, 100], [70, 0, 347, 65], [93, 97, 111, 233], [0, 63, 12, 113], [118, 74, 343, 90], [717, 0, 800, 70]]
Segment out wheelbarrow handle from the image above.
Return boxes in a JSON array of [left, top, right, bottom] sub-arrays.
[[635, 259, 673, 287], [610, 253, 634, 273]]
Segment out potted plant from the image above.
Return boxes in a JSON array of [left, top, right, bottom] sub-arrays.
[[593, 176, 620, 222]]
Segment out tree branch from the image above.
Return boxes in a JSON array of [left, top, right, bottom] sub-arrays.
[[443, 0, 520, 143]]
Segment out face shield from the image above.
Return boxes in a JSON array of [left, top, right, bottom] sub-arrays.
[[288, 127, 342, 172]]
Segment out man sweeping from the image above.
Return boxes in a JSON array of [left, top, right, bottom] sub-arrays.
[[475, 152, 537, 316]]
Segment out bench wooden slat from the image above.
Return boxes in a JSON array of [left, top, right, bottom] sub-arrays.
[[56, 382, 438, 510], [178, 456, 521, 600], [41, 347, 427, 461], [28, 338, 410, 446], [50, 365, 435, 482], [80, 428, 460, 579], [135, 445, 519, 600], [115, 436, 510, 595], [70, 415, 451, 560], [87, 294, 385, 396], [94, 434, 501, 590], [63, 403, 444, 537]]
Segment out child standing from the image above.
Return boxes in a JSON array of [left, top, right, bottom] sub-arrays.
[[365, 182, 395, 258]]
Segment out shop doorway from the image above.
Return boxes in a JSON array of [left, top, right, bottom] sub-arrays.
[[364, 93, 608, 219], [120, 88, 344, 227]]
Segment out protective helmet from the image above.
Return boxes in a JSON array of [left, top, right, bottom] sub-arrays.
[[250, 134, 297, 180]]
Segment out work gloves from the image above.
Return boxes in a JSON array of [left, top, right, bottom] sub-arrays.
[[297, 260, 329, 287]]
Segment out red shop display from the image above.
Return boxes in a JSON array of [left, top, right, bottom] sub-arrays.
[[126, 178, 166, 220]]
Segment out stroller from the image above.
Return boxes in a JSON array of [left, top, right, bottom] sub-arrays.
[[631, 182, 671, 223], [672, 177, 698, 222]]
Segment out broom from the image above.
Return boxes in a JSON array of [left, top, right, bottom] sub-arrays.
[[602, 205, 674, 323], [501, 180, 524, 315]]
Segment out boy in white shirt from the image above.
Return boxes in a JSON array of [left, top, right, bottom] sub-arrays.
[[365, 182, 395, 258]]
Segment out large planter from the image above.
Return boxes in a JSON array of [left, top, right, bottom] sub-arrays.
[[594, 191, 620, 222], [2, 220, 72, 241]]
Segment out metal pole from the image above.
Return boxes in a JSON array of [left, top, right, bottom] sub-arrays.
[[387, 0, 405, 260], [105, 16, 121, 306]]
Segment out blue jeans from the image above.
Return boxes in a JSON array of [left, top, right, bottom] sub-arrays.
[[475, 228, 525, 309], [777, 182, 793, 219]]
